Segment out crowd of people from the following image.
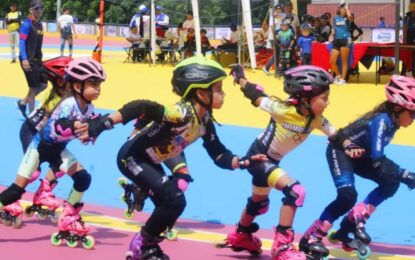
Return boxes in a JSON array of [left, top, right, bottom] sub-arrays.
[[2, 1, 415, 260]]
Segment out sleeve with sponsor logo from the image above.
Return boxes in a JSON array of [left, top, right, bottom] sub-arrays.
[[367, 114, 391, 160], [259, 97, 286, 120], [19, 18, 31, 60]]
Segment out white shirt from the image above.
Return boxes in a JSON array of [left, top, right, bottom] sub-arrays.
[[58, 14, 74, 32]]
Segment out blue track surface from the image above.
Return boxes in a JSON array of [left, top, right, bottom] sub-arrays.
[[1, 96, 414, 246]]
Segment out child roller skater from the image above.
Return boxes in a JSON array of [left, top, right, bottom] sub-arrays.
[[20, 56, 73, 222], [223, 64, 349, 260], [0, 58, 106, 250], [80, 56, 267, 260], [300, 75, 415, 260]]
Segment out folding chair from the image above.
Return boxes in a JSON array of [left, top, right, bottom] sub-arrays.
[[123, 47, 134, 63]]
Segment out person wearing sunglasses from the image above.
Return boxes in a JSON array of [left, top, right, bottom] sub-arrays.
[[16, 0, 46, 118], [300, 75, 415, 258]]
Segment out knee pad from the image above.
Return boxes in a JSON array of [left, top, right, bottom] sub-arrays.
[[0, 184, 25, 206], [246, 197, 270, 217], [378, 179, 400, 199], [282, 181, 306, 207], [156, 179, 187, 211], [71, 169, 91, 192], [328, 186, 358, 218]]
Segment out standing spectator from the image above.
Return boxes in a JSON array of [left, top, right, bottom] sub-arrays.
[[317, 14, 331, 43], [155, 6, 169, 38], [283, 1, 300, 36], [183, 10, 195, 38], [297, 23, 314, 65], [276, 19, 296, 73], [57, 7, 77, 57], [17, 0, 46, 118], [263, 4, 285, 76], [378, 16, 386, 28], [349, 13, 363, 42], [403, 3, 415, 76], [254, 21, 269, 51], [217, 23, 240, 52], [5, 3, 22, 63], [331, 3, 352, 85]]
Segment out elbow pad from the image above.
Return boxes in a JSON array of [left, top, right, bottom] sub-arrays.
[[54, 118, 76, 138], [214, 150, 235, 170], [241, 82, 267, 106]]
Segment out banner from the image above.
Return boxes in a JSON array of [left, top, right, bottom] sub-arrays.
[[120, 26, 130, 37], [371, 28, 403, 43], [108, 25, 117, 37], [76, 24, 86, 35], [47, 22, 57, 33]]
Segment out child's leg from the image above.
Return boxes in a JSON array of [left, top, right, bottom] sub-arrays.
[[60, 38, 66, 56]]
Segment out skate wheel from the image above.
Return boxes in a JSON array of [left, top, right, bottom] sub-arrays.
[[51, 232, 63, 246], [66, 239, 78, 248], [123, 209, 134, 219], [49, 213, 58, 224], [357, 246, 372, 260], [121, 193, 127, 202], [249, 249, 262, 256], [125, 250, 134, 260], [214, 239, 228, 248], [36, 213, 48, 221], [165, 228, 178, 241], [3, 219, 12, 226], [118, 177, 129, 187], [24, 207, 34, 217], [82, 235, 95, 249], [231, 247, 244, 252], [12, 218, 22, 228], [327, 230, 339, 244]]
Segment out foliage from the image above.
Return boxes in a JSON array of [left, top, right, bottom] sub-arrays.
[[1, 0, 272, 25]]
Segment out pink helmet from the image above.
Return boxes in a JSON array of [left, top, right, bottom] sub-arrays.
[[385, 75, 415, 110], [64, 58, 106, 82]]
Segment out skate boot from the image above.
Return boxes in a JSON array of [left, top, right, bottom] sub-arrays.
[[125, 229, 169, 260], [271, 228, 306, 260], [299, 220, 331, 260], [25, 179, 60, 223], [346, 202, 375, 244], [118, 177, 148, 219], [50, 201, 95, 249], [215, 223, 262, 256], [0, 201, 23, 228], [328, 224, 371, 260]]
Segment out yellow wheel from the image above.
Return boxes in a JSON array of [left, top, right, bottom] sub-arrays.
[[166, 229, 178, 241], [123, 209, 134, 219], [118, 177, 128, 187]]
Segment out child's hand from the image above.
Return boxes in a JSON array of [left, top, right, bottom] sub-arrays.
[[344, 142, 365, 158], [238, 154, 268, 169], [74, 121, 90, 142], [229, 64, 246, 85]]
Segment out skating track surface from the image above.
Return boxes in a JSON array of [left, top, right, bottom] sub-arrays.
[[0, 31, 414, 259]]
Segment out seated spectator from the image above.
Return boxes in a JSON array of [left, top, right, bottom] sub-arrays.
[[217, 23, 240, 52], [200, 29, 212, 56], [183, 28, 196, 58], [126, 26, 144, 62], [254, 21, 269, 50]]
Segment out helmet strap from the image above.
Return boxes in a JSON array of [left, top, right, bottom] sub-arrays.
[[72, 82, 91, 104], [296, 97, 315, 118]]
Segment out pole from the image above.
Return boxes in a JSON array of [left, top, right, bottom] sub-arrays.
[[56, 0, 61, 21], [394, 0, 400, 74], [191, 0, 202, 55], [150, 0, 156, 63]]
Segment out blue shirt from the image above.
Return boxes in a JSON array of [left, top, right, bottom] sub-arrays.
[[333, 15, 350, 40], [297, 35, 314, 54]]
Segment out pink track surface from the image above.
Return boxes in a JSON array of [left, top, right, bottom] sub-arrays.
[[1, 186, 414, 260]]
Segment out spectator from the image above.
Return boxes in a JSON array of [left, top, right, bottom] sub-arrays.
[[5, 3, 22, 63], [183, 10, 195, 37], [317, 14, 331, 43], [57, 7, 77, 57], [283, 1, 300, 35], [297, 23, 314, 65], [268, 4, 285, 48], [378, 16, 386, 28], [254, 21, 269, 51], [176, 22, 185, 50], [183, 28, 196, 58], [403, 3, 415, 76], [331, 3, 352, 85], [17, 0, 47, 117], [276, 19, 296, 72], [217, 23, 240, 52], [155, 5, 169, 38], [200, 29, 212, 56], [126, 26, 144, 62], [349, 13, 363, 42]]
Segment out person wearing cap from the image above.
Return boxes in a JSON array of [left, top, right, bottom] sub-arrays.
[[5, 3, 22, 64], [16, 0, 46, 118], [403, 3, 415, 77], [156, 6, 169, 38]]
